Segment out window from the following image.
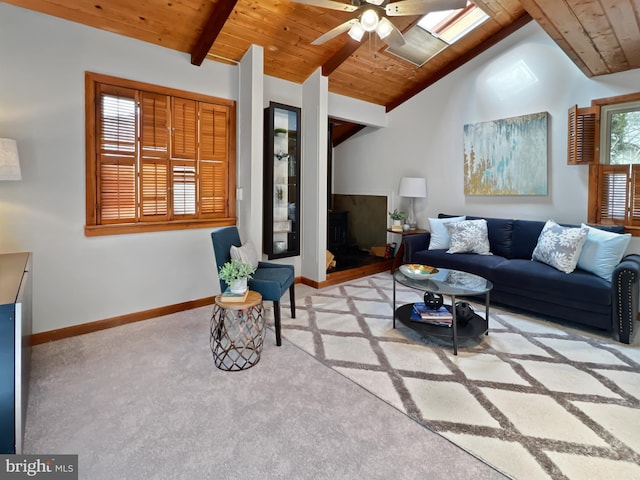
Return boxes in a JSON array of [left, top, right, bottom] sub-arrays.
[[569, 92, 640, 232], [85, 72, 236, 236]]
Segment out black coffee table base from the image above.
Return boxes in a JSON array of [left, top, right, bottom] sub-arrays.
[[394, 302, 488, 354]]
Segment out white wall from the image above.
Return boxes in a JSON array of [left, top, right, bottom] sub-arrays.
[[334, 22, 640, 256], [0, 4, 240, 333]]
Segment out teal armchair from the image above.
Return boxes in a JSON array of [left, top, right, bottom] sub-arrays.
[[211, 226, 295, 346]]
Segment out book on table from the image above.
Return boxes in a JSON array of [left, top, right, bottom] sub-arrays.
[[411, 303, 452, 326], [220, 287, 249, 303]]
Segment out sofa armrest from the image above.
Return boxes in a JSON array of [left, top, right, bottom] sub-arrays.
[[402, 233, 430, 263], [612, 254, 640, 344]]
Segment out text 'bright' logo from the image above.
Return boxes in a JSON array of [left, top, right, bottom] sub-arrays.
[[4, 459, 51, 477]]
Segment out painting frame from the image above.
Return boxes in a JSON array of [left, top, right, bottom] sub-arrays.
[[463, 111, 549, 196]]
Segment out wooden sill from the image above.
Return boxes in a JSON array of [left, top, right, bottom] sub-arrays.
[[85, 218, 236, 236]]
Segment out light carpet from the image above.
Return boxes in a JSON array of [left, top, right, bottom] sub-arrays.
[[277, 272, 640, 480]]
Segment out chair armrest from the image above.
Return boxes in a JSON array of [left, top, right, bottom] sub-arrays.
[[402, 233, 430, 263], [612, 254, 640, 344]]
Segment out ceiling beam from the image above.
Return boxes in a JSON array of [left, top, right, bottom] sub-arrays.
[[385, 12, 533, 112], [191, 0, 238, 66], [322, 38, 361, 76]]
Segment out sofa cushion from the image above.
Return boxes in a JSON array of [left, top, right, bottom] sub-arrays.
[[511, 219, 547, 259], [411, 249, 508, 280], [467, 216, 515, 258], [577, 224, 631, 280], [428, 216, 466, 249], [532, 220, 588, 273], [492, 259, 612, 306], [446, 219, 491, 255]]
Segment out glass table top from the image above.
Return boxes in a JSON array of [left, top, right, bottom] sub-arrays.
[[394, 267, 492, 297]]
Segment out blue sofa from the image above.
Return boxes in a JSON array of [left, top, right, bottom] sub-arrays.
[[402, 214, 640, 344]]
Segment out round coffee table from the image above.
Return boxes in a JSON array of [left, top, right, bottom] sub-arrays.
[[393, 267, 493, 355]]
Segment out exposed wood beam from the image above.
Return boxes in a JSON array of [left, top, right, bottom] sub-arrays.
[[332, 121, 366, 147], [385, 12, 533, 112], [322, 38, 361, 76], [191, 0, 238, 66]]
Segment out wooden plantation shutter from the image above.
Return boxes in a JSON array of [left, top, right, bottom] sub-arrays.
[[630, 165, 640, 226], [97, 85, 137, 223], [199, 103, 229, 216], [567, 105, 599, 165], [86, 72, 236, 236], [172, 98, 198, 217], [596, 164, 629, 224], [140, 92, 170, 221]]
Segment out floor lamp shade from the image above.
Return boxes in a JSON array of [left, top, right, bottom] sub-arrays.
[[398, 177, 426, 229], [0, 138, 21, 180]]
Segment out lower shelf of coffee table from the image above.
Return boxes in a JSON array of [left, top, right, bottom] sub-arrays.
[[395, 303, 488, 339]]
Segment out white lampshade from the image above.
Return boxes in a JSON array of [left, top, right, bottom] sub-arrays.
[[398, 177, 426, 198], [376, 17, 394, 40], [348, 22, 365, 41], [360, 9, 379, 32], [0, 138, 21, 181]]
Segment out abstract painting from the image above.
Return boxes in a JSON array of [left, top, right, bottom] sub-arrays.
[[463, 112, 548, 195]]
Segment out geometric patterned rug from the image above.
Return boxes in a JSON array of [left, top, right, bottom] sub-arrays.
[[275, 272, 640, 480]]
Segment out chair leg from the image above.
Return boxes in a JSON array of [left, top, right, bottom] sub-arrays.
[[289, 283, 296, 318], [273, 300, 282, 347]]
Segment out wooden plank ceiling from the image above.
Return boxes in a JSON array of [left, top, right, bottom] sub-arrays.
[[4, 0, 639, 111]]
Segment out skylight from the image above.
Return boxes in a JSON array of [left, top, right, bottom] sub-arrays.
[[386, 1, 489, 67]]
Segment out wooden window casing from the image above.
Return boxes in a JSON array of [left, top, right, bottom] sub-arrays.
[[85, 72, 236, 236], [579, 91, 640, 234]]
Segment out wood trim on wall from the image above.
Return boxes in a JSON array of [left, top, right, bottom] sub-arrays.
[[31, 297, 216, 345], [31, 276, 306, 345]]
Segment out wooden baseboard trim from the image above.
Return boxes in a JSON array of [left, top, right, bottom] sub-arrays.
[[302, 260, 392, 289], [31, 296, 216, 345]]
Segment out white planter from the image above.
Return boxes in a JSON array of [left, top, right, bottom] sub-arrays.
[[229, 278, 248, 294]]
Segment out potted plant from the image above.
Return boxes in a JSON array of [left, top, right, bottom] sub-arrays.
[[218, 258, 255, 294], [388, 209, 405, 229]]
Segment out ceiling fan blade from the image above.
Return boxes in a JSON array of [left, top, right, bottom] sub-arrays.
[[291, 0, 359, 12], [311, 19, 359, 45], [385, 0, 467, 16]]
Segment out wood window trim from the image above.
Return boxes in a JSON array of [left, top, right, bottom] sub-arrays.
[[583, 91, 640, 235], [85, 71, 237, 237]]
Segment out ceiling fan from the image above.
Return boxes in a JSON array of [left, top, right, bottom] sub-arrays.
[[292, 0, 468, 48]]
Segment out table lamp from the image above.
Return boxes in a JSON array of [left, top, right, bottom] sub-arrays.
[[0, 138, 21, 180], [398, 177, 426, 230]]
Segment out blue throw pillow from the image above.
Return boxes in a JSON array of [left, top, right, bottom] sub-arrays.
[[577, 224, 631, 280]]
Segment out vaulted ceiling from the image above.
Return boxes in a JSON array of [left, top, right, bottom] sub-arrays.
[[4, 1, 640, 111]]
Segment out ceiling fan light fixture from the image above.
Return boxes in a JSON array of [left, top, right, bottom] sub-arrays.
[[360, 9, 379, 32], [376, 17, 394, 40], [348, 22, 365, 41]]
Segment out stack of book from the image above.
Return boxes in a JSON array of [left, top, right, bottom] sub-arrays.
[[410, 302, 452, 327], [220, 287, 249, 303]]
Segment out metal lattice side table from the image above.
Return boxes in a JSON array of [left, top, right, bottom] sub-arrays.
[[210, 291, 265, 371]]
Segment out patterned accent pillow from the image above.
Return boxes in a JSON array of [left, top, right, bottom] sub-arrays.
[[445, 219, 491, 255], [532, 220, 588, 273]]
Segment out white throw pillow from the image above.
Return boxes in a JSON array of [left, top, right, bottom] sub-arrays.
[[428, 216, 466, 250], [445, 219, 492, 255], [577, 224, 631, 280], [532, 220, 588, 273], [230, 241, 259, 270]]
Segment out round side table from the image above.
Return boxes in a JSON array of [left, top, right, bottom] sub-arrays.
[[210, 290, 265, 371]]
